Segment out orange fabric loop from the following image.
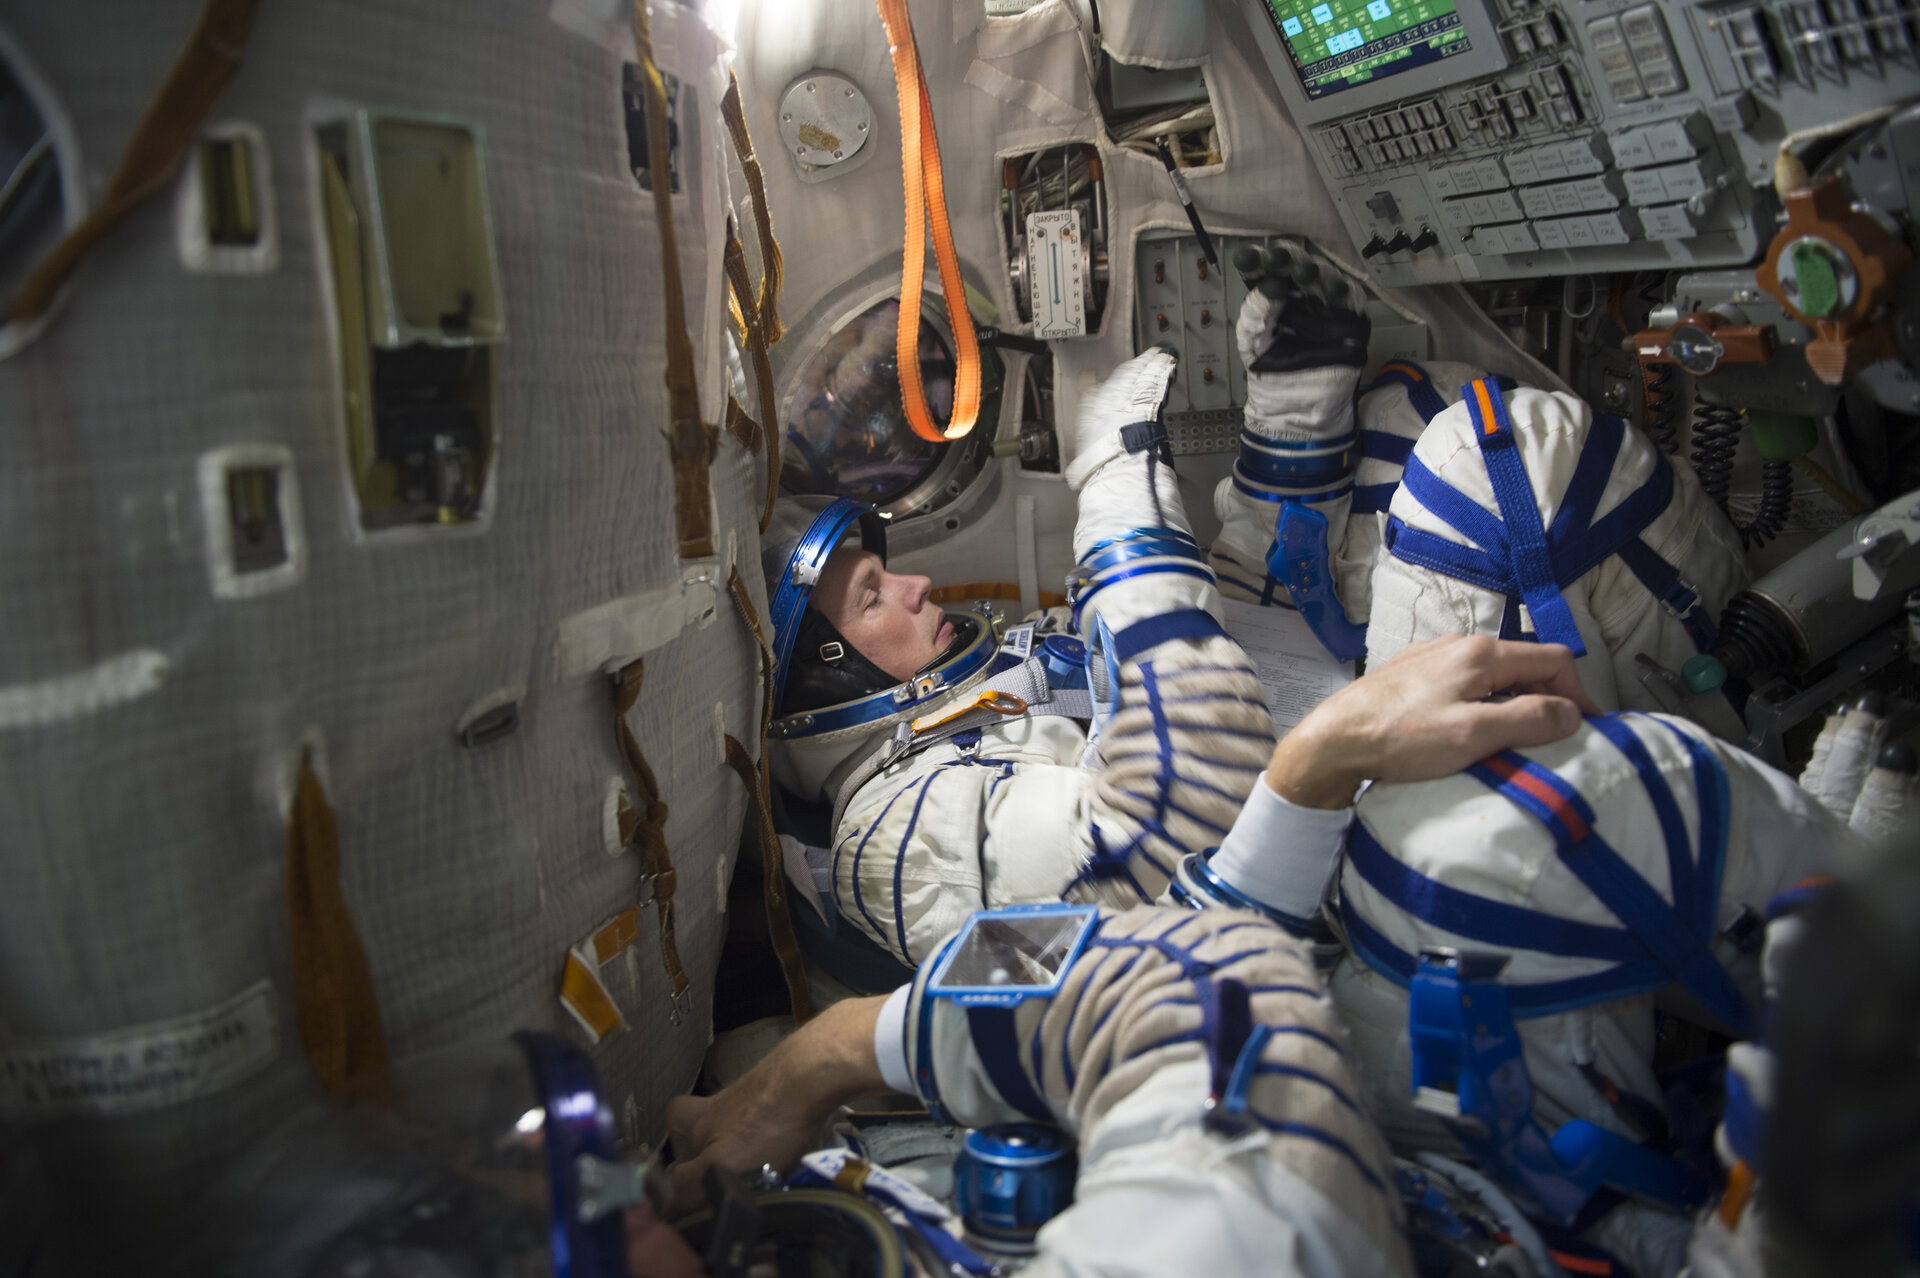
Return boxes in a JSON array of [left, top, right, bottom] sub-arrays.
[[875, 0, 982, 444]]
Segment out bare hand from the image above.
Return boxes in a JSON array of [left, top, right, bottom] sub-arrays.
[[1269, 635, 1600, 808], [666, 996, 892, 1208]]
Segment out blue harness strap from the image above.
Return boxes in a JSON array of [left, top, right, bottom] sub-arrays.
[[1351, 362, 1440, 516], [1384, 381, 1684, 656], [1368, 360, 1450, 425], [1342, 715, 1749, 1034], [1467, 381, 1586, 653]]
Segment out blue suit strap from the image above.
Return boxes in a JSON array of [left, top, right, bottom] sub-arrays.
[[1346, 823, 1645, 963], [1383, 515, 1517, 595], [1350, 481, 1399, 515], [1645, 716, 1734, 938], [1359, 432, 1416, 466], [1465, 380, 1586, 654], [1112, 608, 1227, 663], [1614, 537, 1718, 653], [1467, 745, 1750, 1035], [964, 1004, 1053, 1123], [1369, 360, 1450, 424], [1398, 452, 1513, 560], [1337, 888, 1672, 1017]]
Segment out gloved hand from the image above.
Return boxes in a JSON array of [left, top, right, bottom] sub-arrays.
[[1063, 348, 1213, 636], [1066, 346, 1185, 557], [1210, 244, 1372, 608]]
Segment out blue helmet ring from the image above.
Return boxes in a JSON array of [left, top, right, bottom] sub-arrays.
[[766, 497, 887, 712]]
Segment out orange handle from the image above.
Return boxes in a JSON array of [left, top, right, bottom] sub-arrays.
[[876, 0, 983, 443]]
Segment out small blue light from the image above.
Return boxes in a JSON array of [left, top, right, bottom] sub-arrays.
[[1282, 14, 1305, 34], [1311, 4, 1334, 23], [1368, 0, 1392, 20]]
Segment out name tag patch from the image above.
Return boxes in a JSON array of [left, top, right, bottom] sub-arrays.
[[0, 980, 279, 1121]]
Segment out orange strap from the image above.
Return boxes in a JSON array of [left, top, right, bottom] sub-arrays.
[[611, 659, 691, 1013], [630, 0, 715, 559], [286, 756, 394, 1102], [726, 566, 816, 1023], [875, 0, 983, 443], [9, 0, 263, 323], [723, 223, 781, 531]]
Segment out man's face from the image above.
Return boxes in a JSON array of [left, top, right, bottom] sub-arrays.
[[810, 546, 953, 682]]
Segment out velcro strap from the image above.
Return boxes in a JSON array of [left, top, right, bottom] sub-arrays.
[[1120, 418, 1167, 454], [1113, 608, 1226, 663]]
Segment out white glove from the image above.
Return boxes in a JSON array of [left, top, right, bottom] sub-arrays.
[[1067, 347, 1188, 556]]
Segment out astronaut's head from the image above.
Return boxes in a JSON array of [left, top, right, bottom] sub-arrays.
[[762, 497, 982, 729], [807, 543, 953, 683]]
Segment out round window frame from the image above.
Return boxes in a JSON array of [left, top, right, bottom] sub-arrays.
[[776, 284, 1001, 521], [0, 23, 90, 361]]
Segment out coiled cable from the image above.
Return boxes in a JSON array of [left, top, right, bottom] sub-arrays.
[[1743, 458, 1794, 548], [1690, 401, 1743, 508], [1640, 359, 1681, 455]]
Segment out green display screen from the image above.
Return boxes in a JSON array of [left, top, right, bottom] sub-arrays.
[[1262, 0, 1469, 100]]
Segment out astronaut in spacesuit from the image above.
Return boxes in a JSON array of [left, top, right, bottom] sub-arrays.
[[689, 627, 1860, 1278], [764, 345, 1282, 970], [674, 633, 1602, 1278]]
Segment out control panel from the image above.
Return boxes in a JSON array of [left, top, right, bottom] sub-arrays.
[[1243, 0, 1920, 283]]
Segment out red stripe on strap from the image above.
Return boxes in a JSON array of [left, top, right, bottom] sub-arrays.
[[1481, 755, 1592, 843]]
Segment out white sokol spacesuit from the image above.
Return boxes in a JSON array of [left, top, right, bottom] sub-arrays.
[[873, 903, 1413, 1278], [1176, 709, 1863, 1278], [765, 351, 1278, 968], [1366, 378, 1752, 724], [1208, 261, 1750, 731]]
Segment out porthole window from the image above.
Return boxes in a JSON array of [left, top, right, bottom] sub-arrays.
[[780, 297, 958, 507], [0, 26, 87, 360]]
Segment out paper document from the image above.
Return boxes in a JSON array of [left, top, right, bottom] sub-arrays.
[[1221, 599, 1356, 736]]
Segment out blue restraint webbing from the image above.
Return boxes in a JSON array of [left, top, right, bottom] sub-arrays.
[[1351, 363, 1444, 515], [1113, 608, 1227, 663], [1386, 389, 1677, 652], [1368, 361, 1450, 425], [1342, 715, 1746, 1031], [1470, 380, 1585, 652]]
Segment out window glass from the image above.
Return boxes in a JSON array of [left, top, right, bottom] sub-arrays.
[[780, 298, 954, 506]]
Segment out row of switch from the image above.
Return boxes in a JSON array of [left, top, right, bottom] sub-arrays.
[[1502, 11, 1564, 57], [1424, 119, 1704, 201], [1366, 129, 1457, 166], [1462, 199, 1704, 256], [1588, 5, 1687, 102], [1361, 226, 1441, 257]]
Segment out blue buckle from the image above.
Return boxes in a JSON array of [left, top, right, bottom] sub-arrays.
[[1266, 502, 1367, 663], [1408, 950, 1711, 1226]]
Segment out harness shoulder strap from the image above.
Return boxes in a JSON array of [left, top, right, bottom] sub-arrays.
[[1368, 360, 1449, 424], [1466, 381, 1587, 654]]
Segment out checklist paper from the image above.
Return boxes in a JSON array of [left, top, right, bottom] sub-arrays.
[[1221, 600, 1356, 737]]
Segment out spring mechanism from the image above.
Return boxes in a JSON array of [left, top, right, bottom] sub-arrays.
[[1741, 459, 1794, 549], [1639, 358, 1682, 454], [1689, 402, 1743, 510], [1714, 591, 1800, 682]]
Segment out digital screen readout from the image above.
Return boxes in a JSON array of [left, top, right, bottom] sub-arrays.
[[1262, 0, 1470, 99]]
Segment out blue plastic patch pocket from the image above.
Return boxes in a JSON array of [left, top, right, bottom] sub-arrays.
[[928, 903, 1100, 1006]]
